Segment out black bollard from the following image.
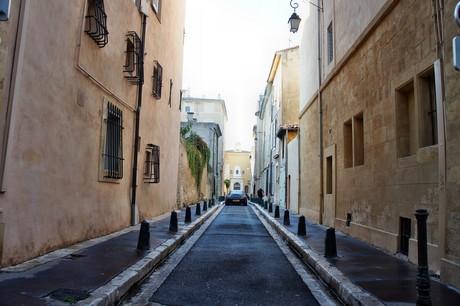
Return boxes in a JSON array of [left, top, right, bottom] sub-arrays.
[[283, 210, 290, 226], [298, 215, 307, 236], [209, 199, 213, 208], [268, 202, 273, 213], [325, 227, 337, 258], [169, 211, 178, 232], [137, 220, 150, 250], [185, 206, 192, 223], [195, 202, 201, 215], [264, 200, 268, 209], [415, 209, 431, 305], [203, 200, 208, 211], [274, 205, 280, 218]]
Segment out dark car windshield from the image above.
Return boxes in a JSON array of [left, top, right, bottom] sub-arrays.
[[229, 190, 243, 196]]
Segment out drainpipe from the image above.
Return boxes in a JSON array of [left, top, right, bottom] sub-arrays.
[[131, 13, 147, 226], [1, 0, 28, 192], [317, 0, 324, 224], [432, 0, 446, 260]]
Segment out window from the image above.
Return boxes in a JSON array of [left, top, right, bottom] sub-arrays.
[[151, 0, 162, 20], [123, 32, 142, 84], [399, 217, 411, 256], [0, 0, 11, 21], [242, 170, 245, 175], [396, 67, 438, 158], [235, 169, 239, 175], [418, 68, 437, 148], [326, 156, 333, 194], [144, 144, 160, 183], [234, 182, 241, 190], [85, 0, 108, 47], [396, 81, 416, 157], [344, 112, 364, 168], [327, 22, 334, 64], [168, 79, 173, 107], [103, 102, 123, 179], [152, 60, 163, 99]]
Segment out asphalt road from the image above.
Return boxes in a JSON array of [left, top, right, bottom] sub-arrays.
[[121, 205, 338, 305]]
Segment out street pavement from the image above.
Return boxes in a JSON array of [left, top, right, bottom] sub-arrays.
[[0, 199, 459, 305]]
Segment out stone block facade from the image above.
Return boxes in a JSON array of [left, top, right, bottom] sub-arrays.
[[299, 0, 460, 289]]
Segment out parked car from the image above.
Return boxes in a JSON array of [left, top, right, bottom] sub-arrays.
[[225, 190, 248, 205]]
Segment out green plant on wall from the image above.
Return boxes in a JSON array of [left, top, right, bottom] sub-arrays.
[[181, 125, 210, 191], [224, 179, 230, 193]]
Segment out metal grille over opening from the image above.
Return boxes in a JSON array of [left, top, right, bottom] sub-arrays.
[[144, 144, 160, 183], [124, 31, 143, 85], [84, 0, 109, 47], [152, 60, 163, 99], [103, 102, 124, 179], [399, 217, 411, 256]]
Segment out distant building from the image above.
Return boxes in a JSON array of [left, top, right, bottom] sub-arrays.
[[254, 47, 300, 209], [224, 146, 252, 195], [180, 96, 227, 197], [0, 1, 185, 267]]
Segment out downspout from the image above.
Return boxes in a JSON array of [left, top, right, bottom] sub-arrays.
[[317, 0, 324, 224], [131, 13, 147, 225], [432, 0, 446, 260], [1, 0, 29, 192]]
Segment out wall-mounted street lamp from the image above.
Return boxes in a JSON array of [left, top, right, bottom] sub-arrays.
[[288, 1, 301, 33]]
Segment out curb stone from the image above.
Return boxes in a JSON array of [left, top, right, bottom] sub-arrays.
[[75, 203, 223, 306], [253, 203, 385, 306]]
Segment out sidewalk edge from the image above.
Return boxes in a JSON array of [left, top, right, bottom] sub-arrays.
[[253, 203, 385, 306], [76, 203, 223, 306]]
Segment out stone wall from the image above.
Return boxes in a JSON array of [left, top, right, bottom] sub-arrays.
[[300, 0, 442, 271], [177, 139, 211, 207]]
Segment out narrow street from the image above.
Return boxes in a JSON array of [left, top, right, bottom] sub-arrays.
[[120, 205, 340, 306]]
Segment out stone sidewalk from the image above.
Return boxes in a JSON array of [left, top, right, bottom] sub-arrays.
[[0, 201, 221, 306], [252, 201, 460, 306]]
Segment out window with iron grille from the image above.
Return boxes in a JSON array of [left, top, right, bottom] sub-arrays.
[[124, 32, 143, 85], [327, 22, 334, 64], [144, 144, 160, 183], [152, 60, 163, 99], [103, 102, 124, 179], [84, 0, 108, 47]]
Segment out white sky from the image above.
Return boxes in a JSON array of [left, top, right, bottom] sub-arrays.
[[182, 0, 301, 151]]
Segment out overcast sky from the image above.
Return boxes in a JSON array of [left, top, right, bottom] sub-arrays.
[[182, 0, 301, 151]]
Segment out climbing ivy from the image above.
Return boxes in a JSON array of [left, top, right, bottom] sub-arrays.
[[181, 125, 210, 190]]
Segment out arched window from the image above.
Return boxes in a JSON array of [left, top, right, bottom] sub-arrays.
[[233, 182, 241, 190]]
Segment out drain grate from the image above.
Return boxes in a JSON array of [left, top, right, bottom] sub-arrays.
[[49, 288, 90, 303], [65, 253, 86, 260]]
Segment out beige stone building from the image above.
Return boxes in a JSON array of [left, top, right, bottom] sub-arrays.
[[223, 147, 252, 195], [0, 0, 185, 267], [254, 47, 300, 209], [298, 0, 460, 289]]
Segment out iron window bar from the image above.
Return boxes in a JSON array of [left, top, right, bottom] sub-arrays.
[[124, 31, 143, 85], [103, 102, 124, 179], [152, 60, 163, 99], [144, 144, 160, 183], [84, 0, 109, 48]]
